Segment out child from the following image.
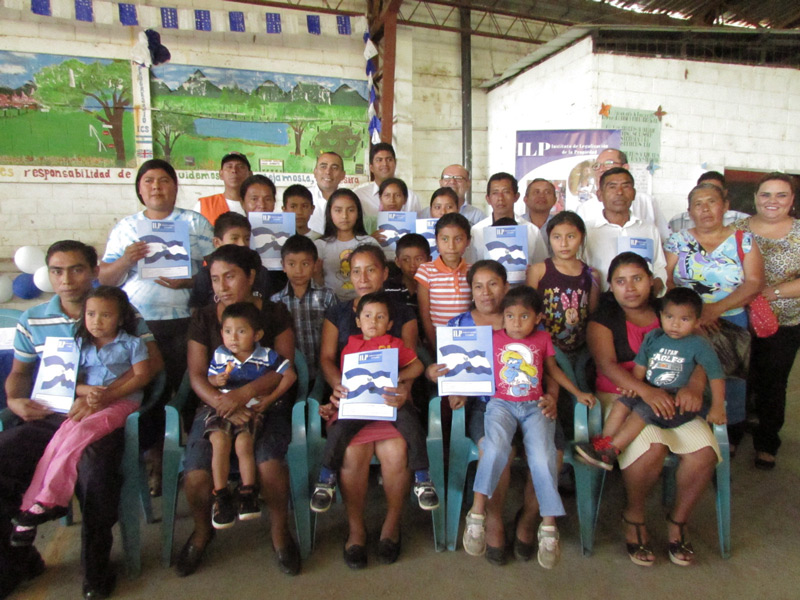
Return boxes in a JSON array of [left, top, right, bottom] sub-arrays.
[[384, 233, 431, 326], [188, 211, 275, 308], [527, 211, 601, 357], [415, 212, 473, 348], [575, 287, 727, 471], [282, 184, 318, 239], [11, 287, 152, 546], [310, 292, 439, 513], [369, 178, 411, 261], [270, 234, 337, 384], [206, 302, 290, 529], [429, 187, 459, 218], [314, 189, 380, 301], [462, 286, 595, 569]]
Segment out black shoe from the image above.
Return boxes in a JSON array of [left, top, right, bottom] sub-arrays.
[[212, 488, 236, 529], [485, 544, 507, 566], [10, 524, 37, 547], [343, 543, 367, 569], [0, 548, 45, 598], [175, 531, 214, 577], [238, 486, 262, 521], [273, 539, 301, 576], [377, 536, 401, 564], [19, 549, 45, 581], [82, 572, 116, 600], [12, 504, 69, 527]]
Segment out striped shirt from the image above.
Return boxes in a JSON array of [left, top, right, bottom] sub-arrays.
[[207, 343, 289, 390], [13, 294, 154, 363], [414, 256, 472, 326]]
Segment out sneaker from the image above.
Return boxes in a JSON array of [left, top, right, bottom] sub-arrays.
[[574, 436, 619, 471], [414, 481, 440, 511], [537, 524, 561, 569], [238, 486, 262, 521], [211, 488, 236, 529], [462, 512, 486, 556], [310, 483, 335, 513]]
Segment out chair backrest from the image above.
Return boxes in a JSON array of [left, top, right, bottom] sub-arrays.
[[0, 309, 23, 409]]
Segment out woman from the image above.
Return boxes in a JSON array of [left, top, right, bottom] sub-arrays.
[[318, 244, 418, 567], [99, 159, 214, 395], [427, 261, 544, 564], [178, 245, 300, 577], [734, 173, 800, 469], [588, 252, 720, 567]]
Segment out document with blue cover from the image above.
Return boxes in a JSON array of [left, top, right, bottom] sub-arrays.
[[436, 326, 495, 396], [249, 212, 296, 270], [483, 225, 528, 284], [32, 337, 80, 413], [617, 236, 654, 266], [415, 218, 439, 260], [377, 211, 416, 259], [340, 348, 398, 421], [137, 220, 192, 279]]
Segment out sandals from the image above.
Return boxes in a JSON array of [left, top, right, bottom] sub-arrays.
[[667, 514, 695, 566], [622, 513, 655, 567]]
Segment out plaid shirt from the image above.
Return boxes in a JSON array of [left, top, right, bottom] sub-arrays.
[[270, 281, 337, 380]]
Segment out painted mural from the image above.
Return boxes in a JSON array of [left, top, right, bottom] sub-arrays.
[[150, 64, 369, 173], [0, 50, 135, 167]]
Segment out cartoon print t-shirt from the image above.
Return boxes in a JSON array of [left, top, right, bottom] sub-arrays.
[[492, 328, 554, 402]]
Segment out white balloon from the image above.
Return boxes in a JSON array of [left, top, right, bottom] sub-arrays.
[[14, 246, 46, 275], [0, 274, 12, 303], [33, 265, 54, 293]]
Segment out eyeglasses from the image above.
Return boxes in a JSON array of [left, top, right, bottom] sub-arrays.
[[441, 175, 467, 182], [592, 160, 623, 171]]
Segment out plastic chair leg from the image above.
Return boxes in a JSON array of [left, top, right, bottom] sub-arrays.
[[566, 448, 606, 557], [287, 401, 312, 559], [714, 425, 731, 559], [161, 446, 183, 567], [445, 436, 473, 551], [427, 430, 446, 552]]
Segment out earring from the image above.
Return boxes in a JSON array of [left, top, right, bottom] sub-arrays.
[[213, 294, 220, 303]]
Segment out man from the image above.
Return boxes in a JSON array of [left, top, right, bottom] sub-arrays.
[[307, 151, 346, 235], [583, 167, 667, 292], [193, 152, 252, 225], [418, 164, 485, 225], [1, 241, 162, 600], [576, 148, 669, 240], [668, 171, 749, 233], [467, 172, 548, 266], [354, 142, 422, 217], [522, 178, 558, 241]]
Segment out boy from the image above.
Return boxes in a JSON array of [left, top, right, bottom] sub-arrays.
[[463, 287, 594, 567], [415, 212, 473, 349], [188, 212, 275, 308], [270, 235, 336, 383], [429, 188, 459, 218], [575, 287, 727, 471], [384, 233, 431, 326], [310, 292, 439, 513], [206, 302, 290, 528], [282, 184, 318, 240]]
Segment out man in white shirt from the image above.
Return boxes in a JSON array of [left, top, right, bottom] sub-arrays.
[[353, 142, 421, 217], [467, 172, 548, 266], [576, 148, 669, 240], [522, 178, 558, 251], [193, 152, 252, 225], [583, 167, 667, 293], [307, 151, 346, 234], [418, 164, 485, 225]]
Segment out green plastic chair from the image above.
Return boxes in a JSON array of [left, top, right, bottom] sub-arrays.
[[305, 391, 446, 552], [160, 352, 312, 566], [0, 308, 23, 409], [445, 347, 604, 553], [0, 369, 165, 578]]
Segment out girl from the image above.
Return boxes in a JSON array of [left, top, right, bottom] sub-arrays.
[[430, 188, 459, 218], [370, 178, 411, 261], [462, 286, 595, 568], [314, 189, 380, 301], [527, 211, 600, 358], [10, 287, 152, 546]]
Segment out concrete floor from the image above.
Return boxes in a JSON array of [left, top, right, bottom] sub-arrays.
[[10, 361, 800, 600]]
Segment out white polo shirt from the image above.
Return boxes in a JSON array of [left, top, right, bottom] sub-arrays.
[[583, 211, 667, 291], [466, 215, 549, 266], [353, 182, 422, 218], [307, 183, 330, 235], [577, 190, 669, 242]]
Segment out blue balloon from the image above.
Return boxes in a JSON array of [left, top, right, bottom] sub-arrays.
[[12, 273, 42, 300]]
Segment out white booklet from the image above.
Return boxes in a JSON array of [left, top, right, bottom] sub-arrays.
[[249, 212, 296, 270], [415, 218, 439, 260], [483, 225, 529, 284], [137, 220, 192, 279], [436, 326, 495, 397], [376, 211, 416, 258], [339, 348, 398, 421], [32, 337, 80, 413]]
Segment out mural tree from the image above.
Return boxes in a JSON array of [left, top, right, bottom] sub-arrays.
[[153, 110, 195, 163], [311, 124, 362, 161], [34, 59, 131, 166]]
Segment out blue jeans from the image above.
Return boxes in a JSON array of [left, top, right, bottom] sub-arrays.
[[474, 399, 565, 517]]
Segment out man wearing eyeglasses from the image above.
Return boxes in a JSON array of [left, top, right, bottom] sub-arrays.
[[418, 164, 485, 225], [576, 148, 669, 240]]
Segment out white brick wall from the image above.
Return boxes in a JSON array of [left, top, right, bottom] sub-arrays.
[[487, 37, 800, 222]]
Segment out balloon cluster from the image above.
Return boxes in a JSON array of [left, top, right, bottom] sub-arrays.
[[0, 246, 53, 303]]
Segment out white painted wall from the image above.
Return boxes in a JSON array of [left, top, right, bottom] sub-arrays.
[[487, 36, 800, 223]]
